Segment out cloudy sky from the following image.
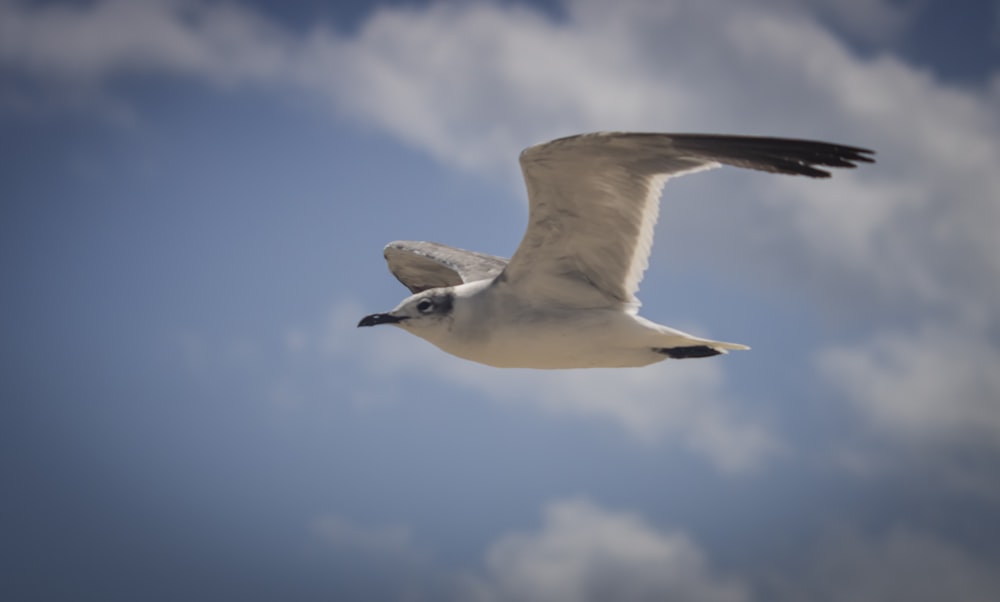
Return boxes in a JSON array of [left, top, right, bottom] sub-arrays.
[[2, 0, 999, 600]]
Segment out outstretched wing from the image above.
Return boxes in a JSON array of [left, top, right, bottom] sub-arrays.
[[383, 240, 509, 293], [500, 132, 874, 308]]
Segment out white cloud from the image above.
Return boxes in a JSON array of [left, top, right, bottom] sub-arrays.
[[461, 497, 749, 602], [820, 326, 1000, 447], [745, 20, 1000, 480], [312, 501, 1000, 602], [448, 360, 780, 474], [818, 325, 1000, 497], [323, 300, 779, 473], [316, 0, 1000, 334], [702, 5, 1000, 326], [6, 0, 997, 319], [0, 0, 287, 83], [311, 0, 704, 174], [311, 500, 750, 602], [171, 296, 775, 472], [779, 527, 1000, 602]]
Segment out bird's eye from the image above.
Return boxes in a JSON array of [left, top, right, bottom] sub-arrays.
[[416, 299, 433, 313]]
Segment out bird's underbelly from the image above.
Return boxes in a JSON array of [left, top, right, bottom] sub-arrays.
[[432, 312, 663, 369]]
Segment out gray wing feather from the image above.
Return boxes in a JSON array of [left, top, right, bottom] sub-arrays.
[[384, 241, 509, 293], [502, 132, 874, 307]]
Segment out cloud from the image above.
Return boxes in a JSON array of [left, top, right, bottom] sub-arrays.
[[310, 500, 750, 602], [0, 0, 292, 118], [311, 501, 1000, 602], [321, 300, 780, 473], [777, 526, 1000, 602], [174, 295, 780, 473], [441, 359, 780, 474], [820, 326, 1000, 447], [728, 13, 1000, 320], [722, 11, 1000, 485], [0, 0, 287, 83], [6, 0, 996, 320], [818, 325, 1000, 499], [800, 0, 919, 43], [311, 0, 998, 340], [323, 0, 1000, 333], [461, 497, 749, 602], [464, 501, 1000, 602]]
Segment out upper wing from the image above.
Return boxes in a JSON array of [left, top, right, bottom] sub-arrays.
[[500, 132, 875, 307], [384, 240, 509, 293]]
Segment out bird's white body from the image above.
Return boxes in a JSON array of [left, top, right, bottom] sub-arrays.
[[414, 280, 740, 369], [358, 132, 874, 369]]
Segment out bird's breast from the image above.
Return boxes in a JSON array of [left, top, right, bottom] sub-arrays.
[[428, 305, 655, 369]]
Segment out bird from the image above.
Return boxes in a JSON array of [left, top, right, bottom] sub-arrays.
[[358, 132, 874, 369]]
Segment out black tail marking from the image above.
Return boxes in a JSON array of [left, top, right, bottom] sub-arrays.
[[654, 345, 722, 359]]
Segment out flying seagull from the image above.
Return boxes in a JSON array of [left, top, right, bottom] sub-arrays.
[[358, 132, 874, 369]]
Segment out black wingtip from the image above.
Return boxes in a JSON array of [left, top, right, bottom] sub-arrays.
[[740, 140, 876, 178], [666, 134, 876, 178]]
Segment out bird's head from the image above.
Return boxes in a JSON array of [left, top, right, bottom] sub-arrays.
[[357, 289, 455, 334]]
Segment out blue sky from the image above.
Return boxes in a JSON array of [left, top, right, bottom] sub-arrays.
[[2, 0, 1000, 600]]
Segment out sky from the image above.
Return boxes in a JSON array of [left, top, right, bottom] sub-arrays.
[[2, 0, 1000, 600]]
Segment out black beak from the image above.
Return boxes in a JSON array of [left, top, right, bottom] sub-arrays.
[[357, 313, 406, 328]]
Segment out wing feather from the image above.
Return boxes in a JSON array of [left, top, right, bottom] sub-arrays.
[[384, 241, 508, 293], [501, 132, 874, 307]]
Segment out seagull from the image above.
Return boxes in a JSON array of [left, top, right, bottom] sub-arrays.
[[358, 132, 874, 369]]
